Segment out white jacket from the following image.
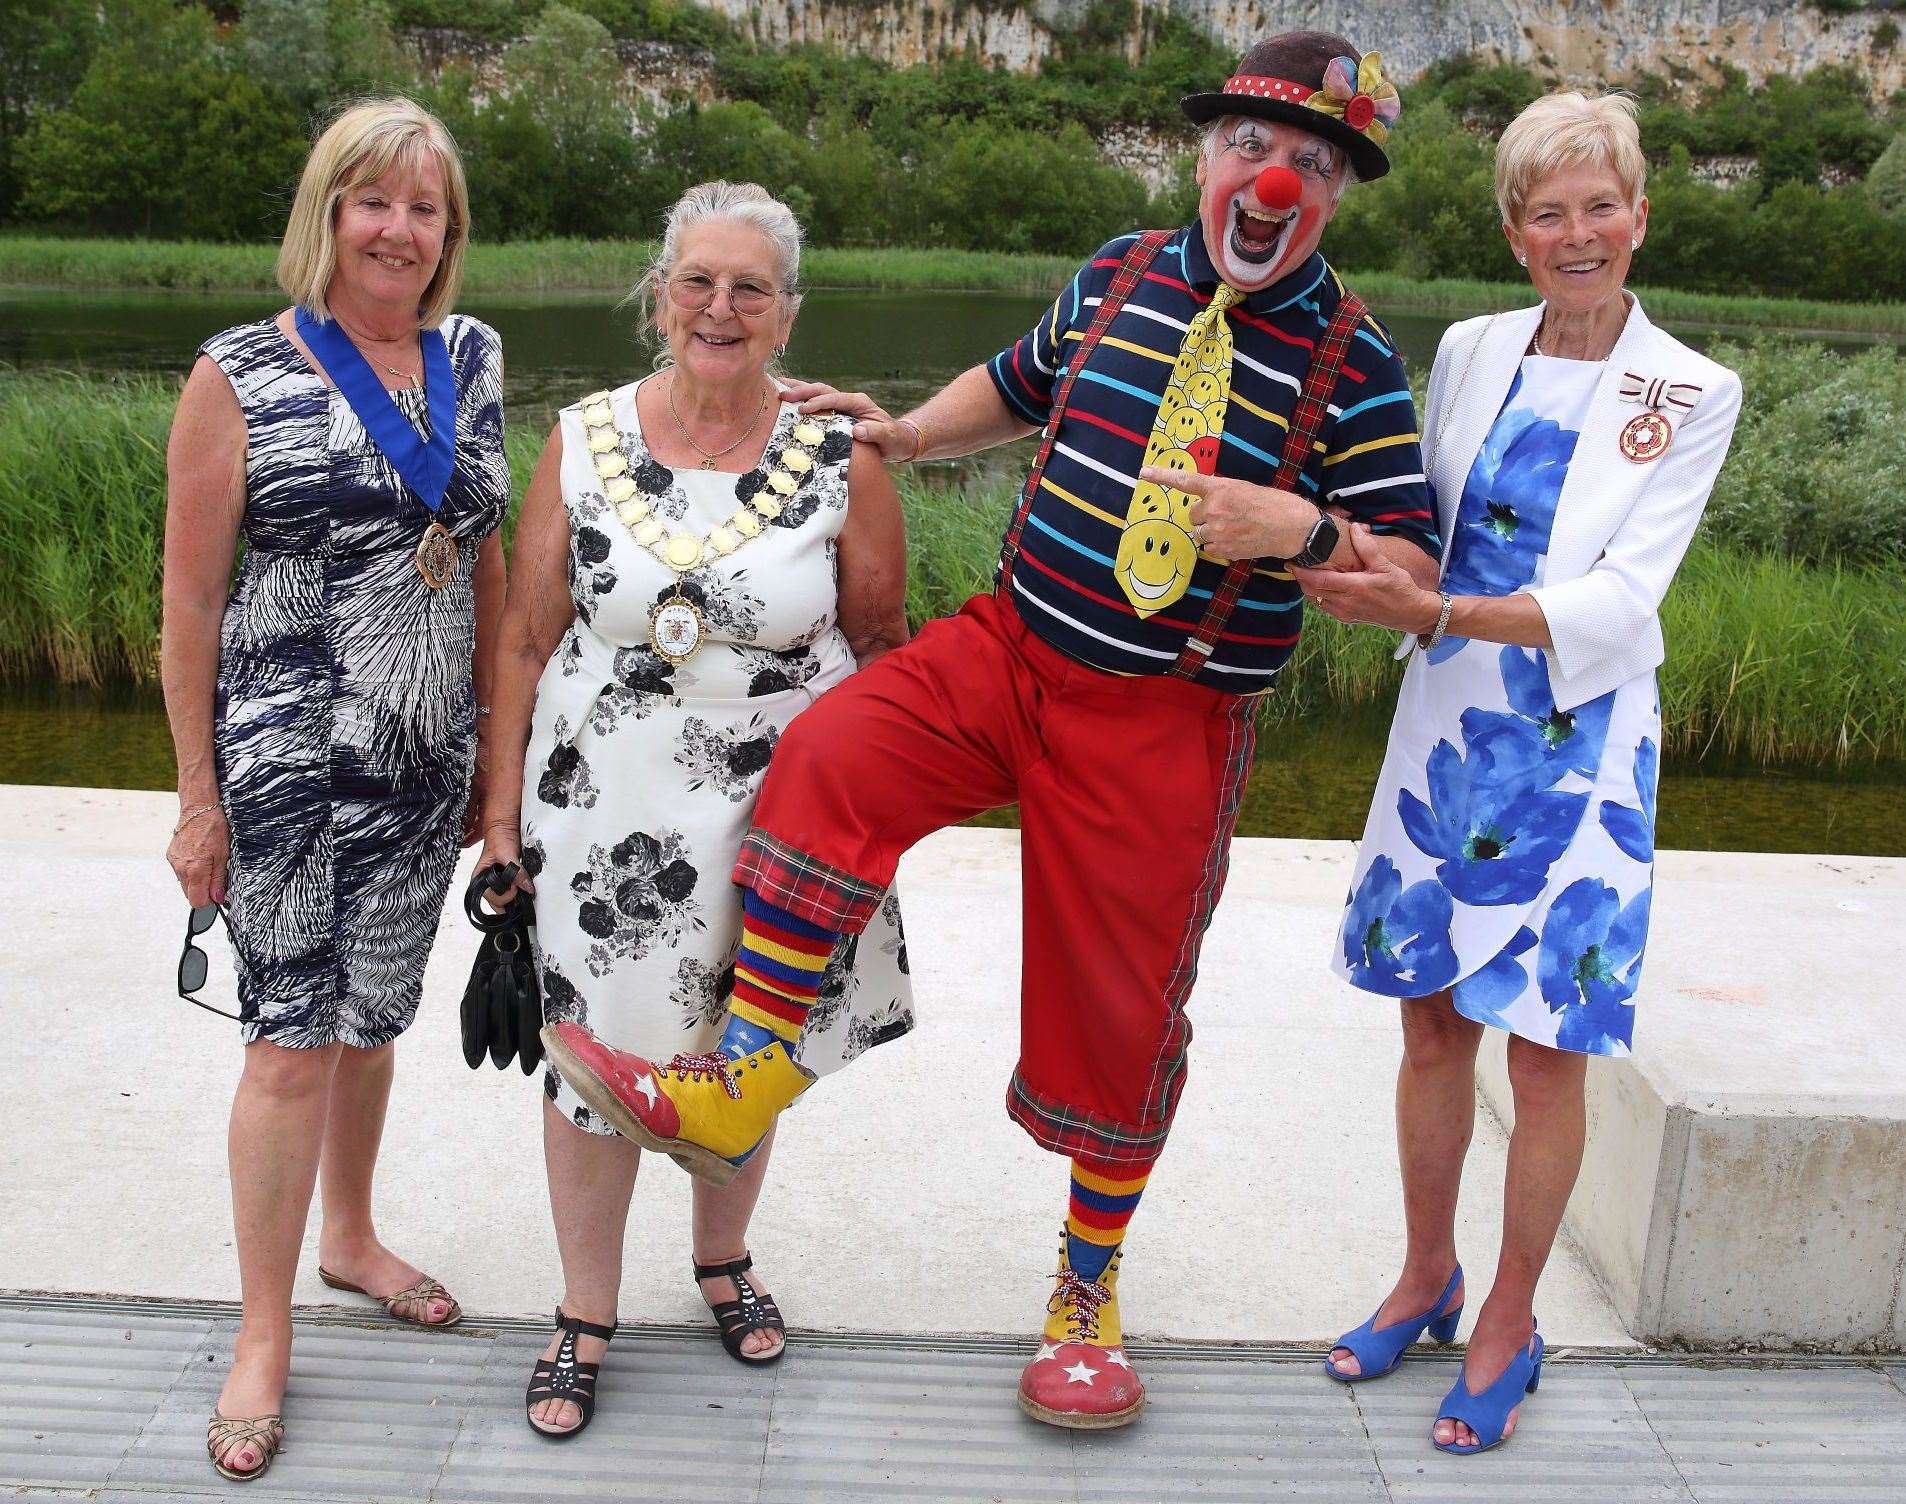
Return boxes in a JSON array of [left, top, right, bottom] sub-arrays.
[[1411, 296, 1742, 710]]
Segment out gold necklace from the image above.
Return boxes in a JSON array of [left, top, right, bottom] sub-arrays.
[[580, 387, 830, 662], [332, 312, 422, 387], [664, 372, 771, 469]]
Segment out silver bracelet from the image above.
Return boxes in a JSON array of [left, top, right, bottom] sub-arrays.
[[1418, 591, 1455, 651], [174, 801, 222, 833], [894, 417, 925, 463]]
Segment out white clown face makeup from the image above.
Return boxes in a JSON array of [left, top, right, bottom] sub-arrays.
[[1196, 117, 1346, 291]]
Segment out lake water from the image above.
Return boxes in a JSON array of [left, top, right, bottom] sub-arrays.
[[3, 288, 1901, 855], [7, 285, 1883, 436]]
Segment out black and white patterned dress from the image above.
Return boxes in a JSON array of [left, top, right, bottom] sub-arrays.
[[200, 315, 509, 1048], [523, 378, 914, 1134]]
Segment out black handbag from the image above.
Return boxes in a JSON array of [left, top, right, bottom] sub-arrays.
[[461, 862, 543, 1075]]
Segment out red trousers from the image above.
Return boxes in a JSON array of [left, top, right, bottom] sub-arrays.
[[737, 592, 1257, 1165]]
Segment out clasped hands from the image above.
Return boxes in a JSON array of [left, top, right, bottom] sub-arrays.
[[1133, 465, 1437, 632]]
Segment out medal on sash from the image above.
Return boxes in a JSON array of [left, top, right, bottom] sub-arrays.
[[294, 307, 460, 588]]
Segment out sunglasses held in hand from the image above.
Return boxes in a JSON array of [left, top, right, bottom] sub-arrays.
[[178, 902, 243, 1022]]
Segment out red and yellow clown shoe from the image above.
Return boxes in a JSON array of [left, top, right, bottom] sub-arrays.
[[541, 1022, 810, 1187], [1017, 1238, 1145, 1429]]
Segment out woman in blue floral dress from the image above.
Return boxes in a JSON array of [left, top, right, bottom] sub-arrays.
[[1292, 93, 1741, 1456]]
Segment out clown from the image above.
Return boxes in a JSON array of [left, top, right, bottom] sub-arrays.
[[543, 31, 1440, 1428]]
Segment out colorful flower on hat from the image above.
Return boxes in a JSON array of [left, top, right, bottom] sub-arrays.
[[1306, 51, 1401, 145]]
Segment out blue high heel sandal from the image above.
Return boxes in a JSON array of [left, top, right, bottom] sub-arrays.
[[1432, 1322, 1544, 1455], [1324, 1265, 1464, 1383]]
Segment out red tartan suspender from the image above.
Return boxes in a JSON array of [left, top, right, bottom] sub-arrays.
[[1167, 289, 1369, 680], [996, 229, 1173, 586]]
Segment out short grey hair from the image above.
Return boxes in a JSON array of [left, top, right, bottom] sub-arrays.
[[630, 180, 805, 366], [1495, 91, 1644, 228], [1198, 116, 1360, 192]]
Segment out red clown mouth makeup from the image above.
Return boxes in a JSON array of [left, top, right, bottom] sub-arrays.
[[1228, 193, 1301, 270]]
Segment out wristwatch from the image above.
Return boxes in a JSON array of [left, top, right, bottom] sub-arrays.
[[1288, 508, 1340, 568]]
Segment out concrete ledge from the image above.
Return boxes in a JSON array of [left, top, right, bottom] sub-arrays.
[[1477, 848, 1906, 1351]]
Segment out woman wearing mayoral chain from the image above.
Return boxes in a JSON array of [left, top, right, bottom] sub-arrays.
[[161, 98, 508, 1482], [1296, 93, 1741, 1455], [475, 181, 914, 1439]]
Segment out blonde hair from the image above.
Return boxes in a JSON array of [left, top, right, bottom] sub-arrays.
[[276, 97, 471, 330], [1495, 91, 1645, 228], [629, 181, 805, 368]]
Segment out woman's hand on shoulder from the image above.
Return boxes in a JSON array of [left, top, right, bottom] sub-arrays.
[[779, 380, 916, 461], [167, 805, 230, 908]]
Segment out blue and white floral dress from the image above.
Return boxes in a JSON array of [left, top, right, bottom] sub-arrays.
[[1334, 356, 1658, 1056]]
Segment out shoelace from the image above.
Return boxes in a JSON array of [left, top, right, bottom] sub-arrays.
[[664, 1051, 740, 1099], [1048, 1268, 1112, 1343]]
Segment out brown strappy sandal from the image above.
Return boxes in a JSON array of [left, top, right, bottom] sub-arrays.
[[317, 1266, 463, 1327], [207, 1412, 284, 1482]]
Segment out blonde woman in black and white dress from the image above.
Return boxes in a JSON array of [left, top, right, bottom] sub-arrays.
[[477, 181, 914, 1438]]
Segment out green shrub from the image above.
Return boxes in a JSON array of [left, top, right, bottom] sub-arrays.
[[1868, 131, 1906, 220], [1705, 339, 1906, 563]]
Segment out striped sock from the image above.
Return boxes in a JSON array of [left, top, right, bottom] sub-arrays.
[[1065, 1158, 1153, 1283], [721, 889, 839, 1059]]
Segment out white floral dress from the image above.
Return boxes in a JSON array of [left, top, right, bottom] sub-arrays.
[[523, 379, 915, 1132], [1334, 356, 1659, 1057]]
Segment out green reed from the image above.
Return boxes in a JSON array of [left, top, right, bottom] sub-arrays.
[[4, 367, 1902, 767], [6, 234, 1906, 334]]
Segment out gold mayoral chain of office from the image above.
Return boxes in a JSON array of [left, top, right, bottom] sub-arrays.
[[578, 388, 828, 664]]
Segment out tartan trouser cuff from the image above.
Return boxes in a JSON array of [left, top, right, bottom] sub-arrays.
[[1007, 1071, 1173, 1169], [733, 828, 885, 935]]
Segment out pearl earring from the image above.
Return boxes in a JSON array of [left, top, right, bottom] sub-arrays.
[[1631, 238, 1639, 250], [1517, 255, 1527, 266]]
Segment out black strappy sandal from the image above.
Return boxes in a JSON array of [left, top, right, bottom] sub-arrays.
[[525, 1307, 617, 1439], [693, 1253, 787, 1365]]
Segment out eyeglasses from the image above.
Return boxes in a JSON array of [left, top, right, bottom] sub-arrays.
[[667, 273, 783, 317], [178, 902, 243, 1021], [1219, 128, 1340, 184]]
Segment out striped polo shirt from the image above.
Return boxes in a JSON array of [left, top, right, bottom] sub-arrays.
[[986, 225, 1439, 692]]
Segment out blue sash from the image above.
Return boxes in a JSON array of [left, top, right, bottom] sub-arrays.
[[295, 306, 458, 513]]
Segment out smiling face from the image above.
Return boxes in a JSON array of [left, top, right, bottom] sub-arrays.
[[1506, 159, 1648, 318], [656, 219, 795, 388], [330, 155, 448, 316], [1196, 116, 1345, 290]]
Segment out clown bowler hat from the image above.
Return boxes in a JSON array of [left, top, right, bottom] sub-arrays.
[[1182, 31, 1401, 182]]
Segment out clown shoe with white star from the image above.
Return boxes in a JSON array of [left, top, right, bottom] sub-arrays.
[[541, 1021, 810, 1188], [1017, 1240, 1145, 1429]]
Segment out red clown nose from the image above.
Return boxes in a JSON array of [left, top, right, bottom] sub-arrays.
[[1254, 165, 1302, 212]]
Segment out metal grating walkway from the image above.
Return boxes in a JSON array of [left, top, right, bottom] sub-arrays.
[[6, 1297, 1905, 1503]]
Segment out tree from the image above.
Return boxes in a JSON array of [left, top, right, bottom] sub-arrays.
[[15, 7, 307, 238], [1868, 132, 1906, 222], [238, 0, 410, 120], [0, 0, 110, 219]]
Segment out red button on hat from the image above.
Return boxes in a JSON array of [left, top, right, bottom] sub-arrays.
[[1344, 94, 1376, 131]]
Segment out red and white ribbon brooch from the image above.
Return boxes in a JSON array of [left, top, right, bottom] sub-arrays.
[[1617, 371, 1702, 463]]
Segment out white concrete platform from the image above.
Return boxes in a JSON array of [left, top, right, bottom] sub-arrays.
[[1477, 849, 1906, 1351], [1, 785, 1633, 1348], [3, 784, 1898, 1353]]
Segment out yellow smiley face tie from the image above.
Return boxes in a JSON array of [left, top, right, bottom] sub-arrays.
[[1115, 282, 1241, 618]]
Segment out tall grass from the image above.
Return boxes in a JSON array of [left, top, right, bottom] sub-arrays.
[[4, 367, 1903, 766], [5, 235, 1906, 334], [890, 472, 1906, 768]]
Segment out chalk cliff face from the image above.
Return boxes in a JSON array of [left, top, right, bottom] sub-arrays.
[[696, 1, 1906, 93]]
